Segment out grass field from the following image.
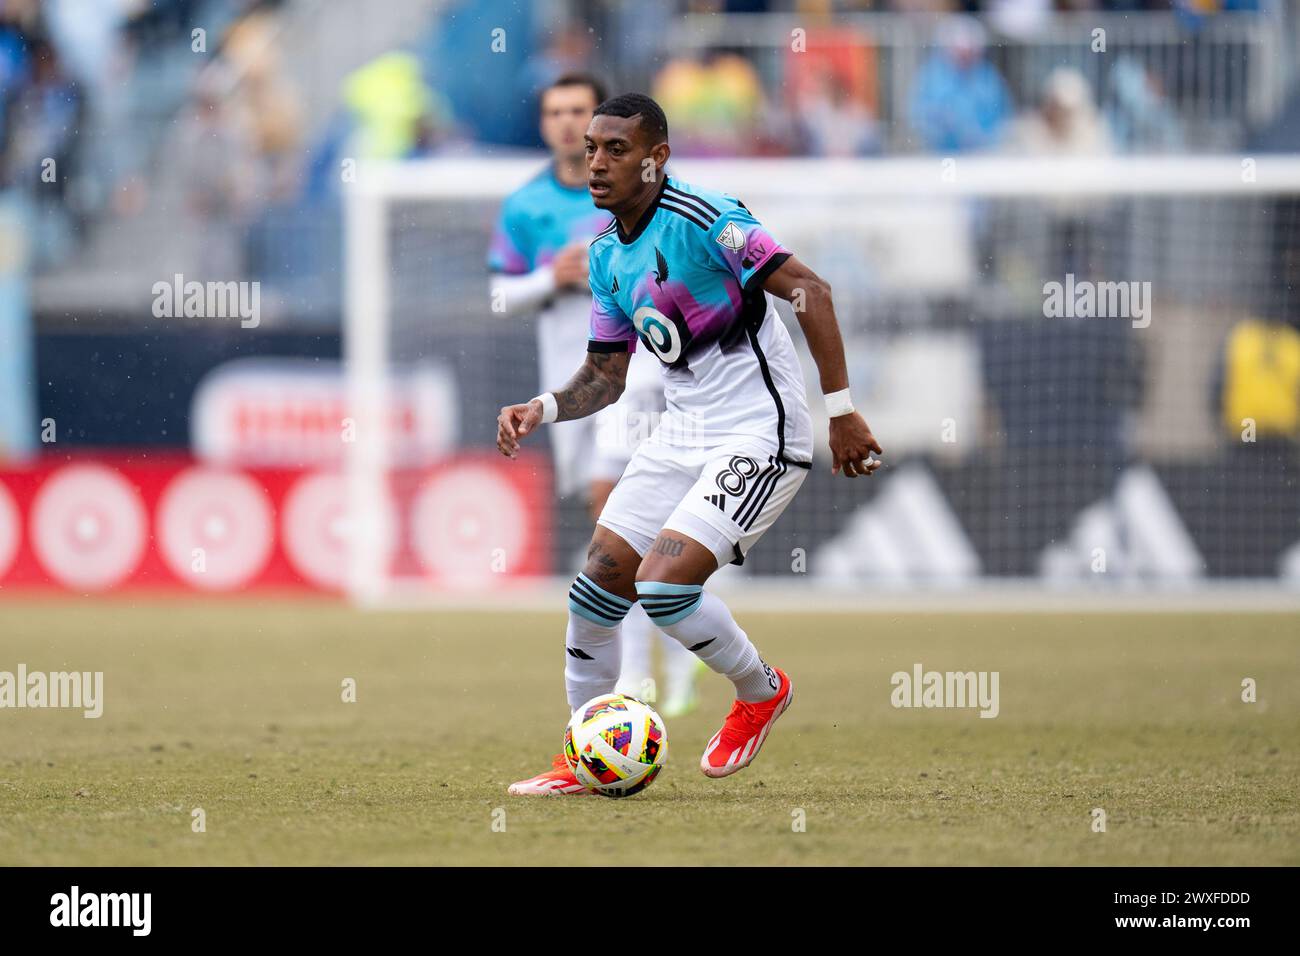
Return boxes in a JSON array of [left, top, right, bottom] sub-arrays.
[[1, 599, 1297, 866]]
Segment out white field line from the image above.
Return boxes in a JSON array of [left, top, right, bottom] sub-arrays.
[[357, 578, 1300, 614]]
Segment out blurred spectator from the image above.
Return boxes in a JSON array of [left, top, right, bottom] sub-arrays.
[[520, 22, 596, 108], [1174, 0, 1262, 22], [1106, 57, 1184, 153], [0, 3, 38, 158], [302, 51, 456, 206], [221, 6, 303, 202], [4, 37, 84, 266], [42, 0, 129, 91], [1006, 67, 1113, 157], [342, 51, 451, 161], [786, 27, 880, 156], [172, 69, 256, 277], [1214, 317, 1300, 446], [1247, 80, 1300, 154], [908, 16, 1012, 153], [795, 71, 880, 156], [653, 49, 766, 156], [986, 0, 1053, 41], [422, 0, 534, 147], [1003, 69, 1115, 279]]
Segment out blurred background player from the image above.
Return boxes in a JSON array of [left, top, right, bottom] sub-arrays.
[[486, 73, 701, 717]]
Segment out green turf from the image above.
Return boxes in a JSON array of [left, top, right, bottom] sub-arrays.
[[0, 599, 1296, 865]]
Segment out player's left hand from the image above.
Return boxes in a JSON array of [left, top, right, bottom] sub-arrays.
[[829, 412, 882, 478], [497, 399, 544, 459]]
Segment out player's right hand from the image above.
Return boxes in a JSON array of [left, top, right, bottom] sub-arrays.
[[497, 399, 544, 459], [551, 243, 589, 288]]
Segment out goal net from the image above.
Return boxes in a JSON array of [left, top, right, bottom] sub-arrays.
[[344, 156, 1300, 603]]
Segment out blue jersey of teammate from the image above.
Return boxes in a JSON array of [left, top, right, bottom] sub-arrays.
[[487, 164, 613, 275], [585, 175, 811, 460]]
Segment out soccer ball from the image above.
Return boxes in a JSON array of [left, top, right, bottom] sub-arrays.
[[564, 694, 668, 798]]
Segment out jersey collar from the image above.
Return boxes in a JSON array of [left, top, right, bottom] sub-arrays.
[[616, 176, 669, 245]]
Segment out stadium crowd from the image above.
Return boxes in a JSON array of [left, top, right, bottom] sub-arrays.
[[0, 0, 1287, 282]]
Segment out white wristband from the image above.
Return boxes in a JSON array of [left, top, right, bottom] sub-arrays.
[[533, 392, 558, 424], [824, 388, 855, 418]]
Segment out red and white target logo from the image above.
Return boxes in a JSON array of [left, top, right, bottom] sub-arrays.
[[411, 464, 529, 583], [31, 464, 148, 590], [0, 481, 20, 581], [281, 471, 396, 590], [157, 468, 274, 590]]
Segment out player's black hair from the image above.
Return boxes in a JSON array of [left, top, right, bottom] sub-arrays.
[[545, 72, 608, 109], [593, 93, 669, 143]]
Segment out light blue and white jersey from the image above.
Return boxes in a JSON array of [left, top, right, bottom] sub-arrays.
[[586, 175, 812, 463]]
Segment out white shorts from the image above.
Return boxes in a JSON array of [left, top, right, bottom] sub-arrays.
[[596, 434, 809, 569]]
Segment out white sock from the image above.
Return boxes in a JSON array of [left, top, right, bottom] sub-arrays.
[[659, 628, 698, 701], [636, 583, 779, 703], [616, 603, 655, 699], [565, 574, 632, 712]]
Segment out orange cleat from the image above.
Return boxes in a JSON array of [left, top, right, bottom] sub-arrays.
[[699, 667, 794, 778], [507, 754, 592, 796]]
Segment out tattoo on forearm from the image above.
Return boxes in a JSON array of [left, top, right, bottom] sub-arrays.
[[554, 352, 626, 422], [651, 535, 686, 558]]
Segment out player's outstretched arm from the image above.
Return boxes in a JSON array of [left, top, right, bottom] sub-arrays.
[[496, 350, 630, 459], [763, 255, 884, 478], [487, 242, 590, 316]]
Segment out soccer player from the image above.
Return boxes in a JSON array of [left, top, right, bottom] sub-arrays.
[[488, 76, 700, 717], [498, 92, 881, 795]]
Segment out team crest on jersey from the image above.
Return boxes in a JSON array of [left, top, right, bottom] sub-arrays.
[[716, 221, 745, 253]]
